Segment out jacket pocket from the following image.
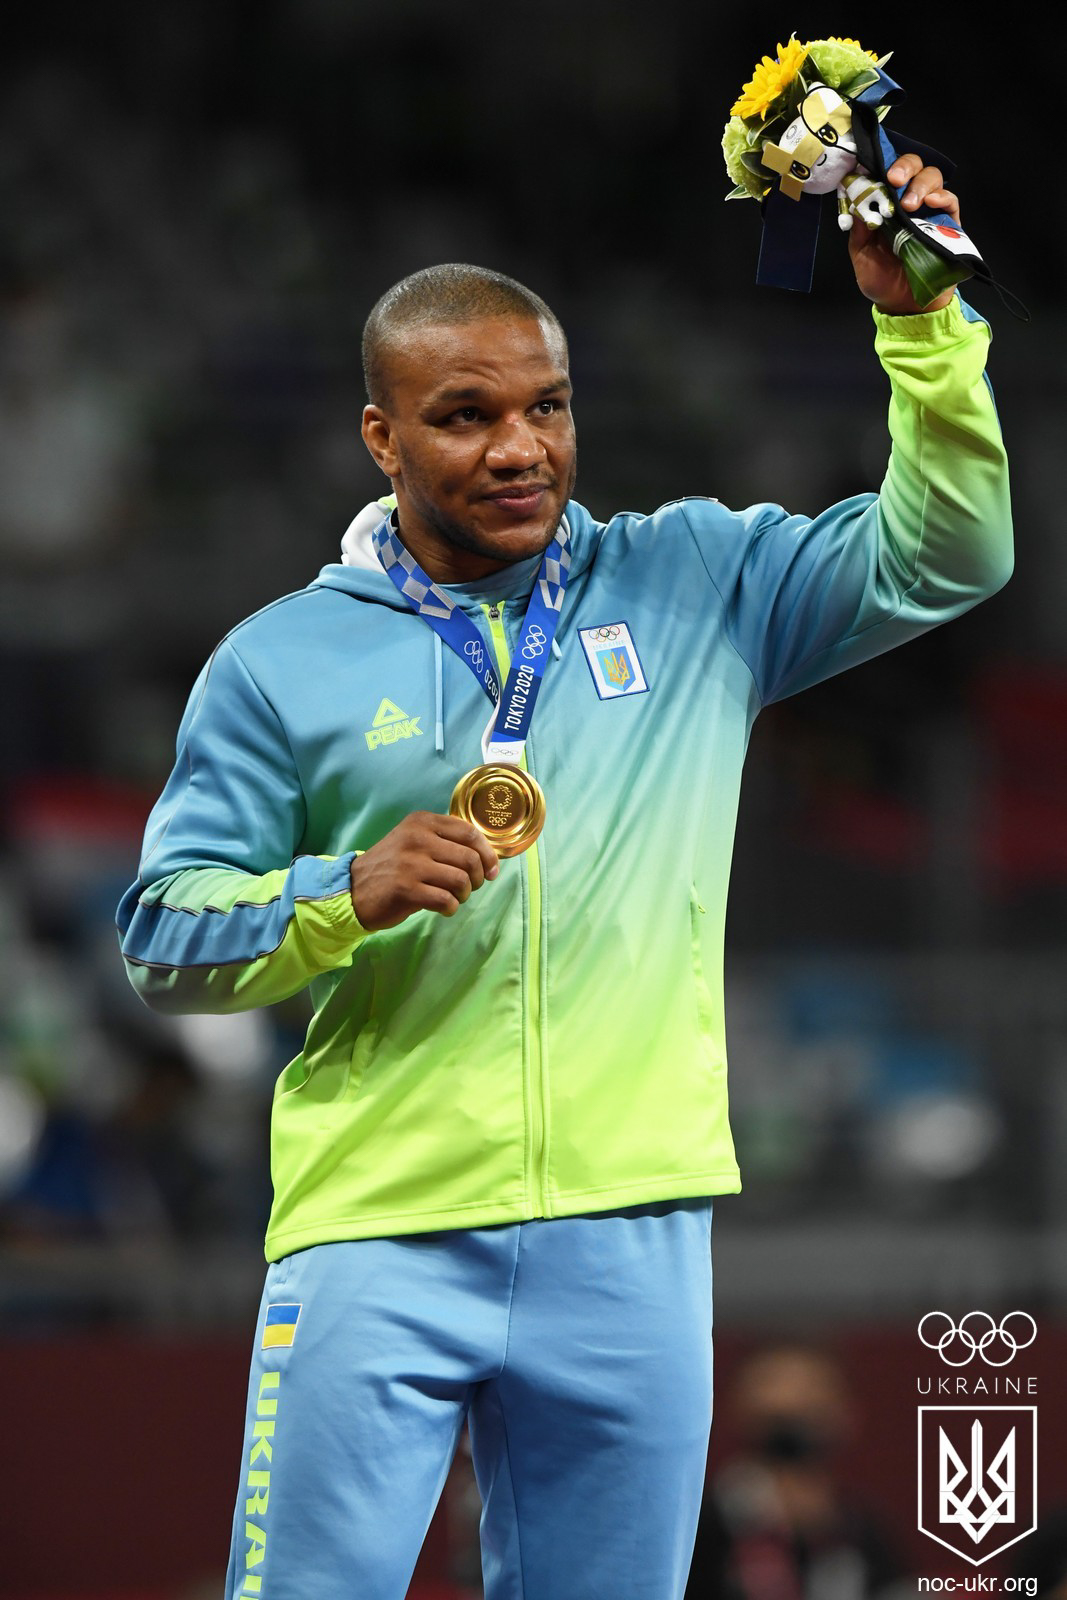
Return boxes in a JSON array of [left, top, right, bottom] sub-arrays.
[[689, 884, 720, 1066], [275, 956, 377, 1117], [343, 1016, 380, 1106], [340, 940, 380, 1107]]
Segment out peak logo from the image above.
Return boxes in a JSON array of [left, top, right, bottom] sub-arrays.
[[364, 698, 423, 751]]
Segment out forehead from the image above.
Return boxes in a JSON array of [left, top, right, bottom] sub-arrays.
[[385, 315, 568, 409]]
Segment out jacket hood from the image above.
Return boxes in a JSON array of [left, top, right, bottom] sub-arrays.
[[309, 497, 600, 757], [310, 496, 601, 609]]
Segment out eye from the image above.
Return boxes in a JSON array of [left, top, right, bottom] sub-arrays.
[[533, 398, 564, 416], [445, 406, 481, 425]]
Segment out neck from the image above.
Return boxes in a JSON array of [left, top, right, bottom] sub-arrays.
[[391, 499, 557, 586], [399, 531, 515, 585]]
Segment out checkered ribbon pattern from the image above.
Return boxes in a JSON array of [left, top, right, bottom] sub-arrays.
[[372, 524, 458, 623], [371, 513, 572, 761], [373, 521, 571, 623], [538, 536, 571, 613]]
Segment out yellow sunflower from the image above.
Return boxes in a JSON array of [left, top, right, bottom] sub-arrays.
[[730, 36, 809, 120]]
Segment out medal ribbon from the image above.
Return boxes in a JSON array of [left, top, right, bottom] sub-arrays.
[[372, 515, 570, 764]]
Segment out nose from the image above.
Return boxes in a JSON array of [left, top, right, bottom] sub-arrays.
[[484, 413, 545, 472]]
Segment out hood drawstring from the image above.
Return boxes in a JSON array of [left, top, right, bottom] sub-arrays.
[[551, 637, 562, 660], [433, 633, 445, 753]]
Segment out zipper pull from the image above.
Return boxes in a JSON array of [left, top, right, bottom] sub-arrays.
[[487, 604, 501, 621]]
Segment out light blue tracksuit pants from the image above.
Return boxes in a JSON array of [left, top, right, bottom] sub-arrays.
[[224, 1199, 714, 1599]]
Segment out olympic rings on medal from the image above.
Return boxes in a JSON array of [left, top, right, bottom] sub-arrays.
[[463, 640, 485, 674], [917, 1311, 1037, 1367], [521, 625, 547, 660]]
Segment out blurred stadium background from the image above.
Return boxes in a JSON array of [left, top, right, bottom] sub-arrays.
[[1, 3, 1064, 1596]]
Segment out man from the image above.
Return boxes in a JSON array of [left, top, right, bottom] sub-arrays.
[[117, 153, 1012, 1599]]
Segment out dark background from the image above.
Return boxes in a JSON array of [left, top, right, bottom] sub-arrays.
[[0, 4, 1063, 1595]]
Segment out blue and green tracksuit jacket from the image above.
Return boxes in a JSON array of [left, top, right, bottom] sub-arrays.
[[117, 299, 1013, 1261]]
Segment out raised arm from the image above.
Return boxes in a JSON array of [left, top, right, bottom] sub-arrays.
[[684, 157, 1012, 705]]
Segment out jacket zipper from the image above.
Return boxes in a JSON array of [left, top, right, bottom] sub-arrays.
[[484, 602, 548, 1217]]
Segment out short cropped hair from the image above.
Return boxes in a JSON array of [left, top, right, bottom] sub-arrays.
[[362, 263, 565, 407]]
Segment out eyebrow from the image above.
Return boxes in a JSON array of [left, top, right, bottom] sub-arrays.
[[426, 376, 573, 407]]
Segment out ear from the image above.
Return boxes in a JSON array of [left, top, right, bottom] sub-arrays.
[[361, 405, 400, 479]]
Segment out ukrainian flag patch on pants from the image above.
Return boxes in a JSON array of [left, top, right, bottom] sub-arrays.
[[262, 1303, 302, 1349]]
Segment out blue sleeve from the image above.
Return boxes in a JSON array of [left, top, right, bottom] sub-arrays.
[[116, 637, 366, 1014]]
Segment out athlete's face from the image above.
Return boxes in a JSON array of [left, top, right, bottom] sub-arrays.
[[361, 315, 576, 583]]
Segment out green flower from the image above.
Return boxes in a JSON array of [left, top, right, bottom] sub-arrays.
[[805, 36, 884, 91], [721, 116, 771, 200]]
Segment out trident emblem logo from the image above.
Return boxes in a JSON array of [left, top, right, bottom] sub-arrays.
[[941, 1420, 1014, 1542], [919, 1408, 1037, 1564], [599, 648, 633, 688]]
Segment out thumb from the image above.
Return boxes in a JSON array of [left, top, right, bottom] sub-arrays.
[[847, 216, 874, 258]]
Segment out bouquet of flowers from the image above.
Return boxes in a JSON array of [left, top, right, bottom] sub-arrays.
[[722, 36, 981, 307]]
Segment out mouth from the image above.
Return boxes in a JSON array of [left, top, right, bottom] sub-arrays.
[[480, 484, 552, 519]]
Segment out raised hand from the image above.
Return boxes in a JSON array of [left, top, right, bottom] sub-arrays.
[[848, 152, 961, 314]]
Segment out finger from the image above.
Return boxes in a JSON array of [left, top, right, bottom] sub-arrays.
[[418, 884, 463, 918], [418, 861, 480, 907], [426, 812, 500, 878], [886, 152, 924, 188], [899, 166, 945, 210], [429, 836, 490, 892], [847, 214, 889, 263], [922, 187, 961, 223], [846, 219, 868, 265]]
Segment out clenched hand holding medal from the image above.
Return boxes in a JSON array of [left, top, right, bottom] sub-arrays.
[[372, 512, 568, 859]]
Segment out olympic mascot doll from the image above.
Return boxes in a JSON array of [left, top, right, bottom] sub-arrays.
[[721, 36, 995, 307]]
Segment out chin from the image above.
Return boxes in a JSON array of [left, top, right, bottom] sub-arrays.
[[488, 523, 557, 561], [479, 503, 563, 549]]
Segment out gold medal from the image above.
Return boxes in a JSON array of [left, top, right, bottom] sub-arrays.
[[449, 764, 546, 858]]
